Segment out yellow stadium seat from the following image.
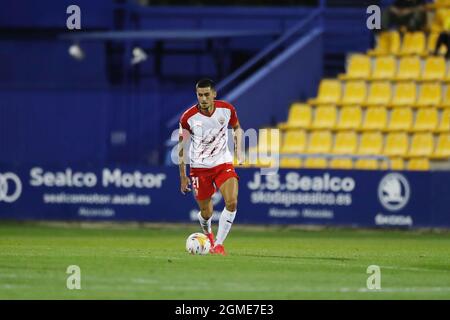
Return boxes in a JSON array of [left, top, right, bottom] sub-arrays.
[[364, 81, 392, 106], [407, 158, 430, 171], [415, 83, 442, 108], [389, 31, 402, 55], [398, 32, 426, 56], [408, 133, 434, 157], [336, 106, 362, 130], [339, 81, 367, 106], [391, 158, 405, 170], [354, 159, 379, 170], [368, 32, 390, 56], [362, 107, 388, 131], [379, 158, 388, 170], [329, 158, 353, 169], [420, 56, 446, 81], [425, 33, 447, 56], [240, 153, 278, 168], [441, 86, 450, 107], [332, 131, 357, 155], [368, 31, 401, 56], [370, 56, 397, 80], [278, 103, 312, 130], [308, 79, 341, 105], [252, 128, 280, 155], [281, 130, 307, 154], [437, 109, 450, 132], [338, 54, 371, 80], [306, 130, 332, 154], [431, 8, 450, 32], [387, 108, 413, 131], [254, 158, 277, 168], [380, 157, 405, 170], [384, 132, 409, 157], [358, 132, 384, 155], [303, 157, 328, 169], [280, 157, 302, 168], [394, 56, 421, 81], [311, 105, 337, 129], [431, 133, 450, 159], [444, 65, 450, 82], [390, 82, 417, 107], [434, 0, 450, 9], [414, 108, 439, 132]]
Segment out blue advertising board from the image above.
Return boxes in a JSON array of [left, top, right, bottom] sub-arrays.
[[0, 165, 448, 228]]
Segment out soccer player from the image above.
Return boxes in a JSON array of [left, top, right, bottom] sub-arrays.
[[178, 78, 243, 256]]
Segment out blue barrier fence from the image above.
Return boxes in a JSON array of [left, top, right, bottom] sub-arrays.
[[0, 89, 162, 166], [0, 165, 449, 228]]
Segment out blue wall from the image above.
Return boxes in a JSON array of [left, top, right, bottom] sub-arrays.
[[0, 89, 162, 166], [0, 0, 114, 28], [0, 5, 373, 167], [0, 41, 108, 89], [322, 7, 373, 76]]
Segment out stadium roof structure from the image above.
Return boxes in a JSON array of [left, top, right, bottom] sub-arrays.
[[59, 29, 280, 41]]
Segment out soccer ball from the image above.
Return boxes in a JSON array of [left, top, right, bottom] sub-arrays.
[[186, 232, 211, 255]]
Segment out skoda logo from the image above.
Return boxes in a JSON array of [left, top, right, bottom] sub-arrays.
[[378, 173, 410, 211], [0, 172, 22, 203]]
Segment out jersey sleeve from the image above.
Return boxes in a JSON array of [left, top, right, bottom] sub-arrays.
[[228, 104, 239, 127], [179, 113, 191, 136]]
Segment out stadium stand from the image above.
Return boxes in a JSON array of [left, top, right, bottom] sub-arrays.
[[270, 9, 450, 171], [339, 81, 367, 106], [336, 106, 362, 130], [387, 108, 413, 131], [364, 82, 392, 106], [338, 54, 371, 80], [362, 107, 388, 131], [311, 105, 337, 129], [307, 79, 342, 105], [394, 56, 421, 81], [281, 130, 307, 154], [367, 31, 401, 56], [278, 103, 312, 130], [369, 56, 397, 80], [414, 108, 439, 131], [420, 56, 446, 80]]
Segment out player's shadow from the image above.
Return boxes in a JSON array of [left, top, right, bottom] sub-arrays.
[[235, 254, 354, 261]]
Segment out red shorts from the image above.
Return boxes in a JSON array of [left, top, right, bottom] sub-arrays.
[[189, 163, 239, 201]]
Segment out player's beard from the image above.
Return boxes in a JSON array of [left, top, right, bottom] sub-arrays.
[[199, 102, 213, 113]]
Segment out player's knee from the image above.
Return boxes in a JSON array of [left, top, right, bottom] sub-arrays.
[[225, 199, 237, 212]]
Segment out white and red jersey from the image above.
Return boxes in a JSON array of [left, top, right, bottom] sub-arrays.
[[179, 100, 239, 169]]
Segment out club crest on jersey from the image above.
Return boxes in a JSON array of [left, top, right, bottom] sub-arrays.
[[193, 120, 202, 127], [218, 117, 226, 126]]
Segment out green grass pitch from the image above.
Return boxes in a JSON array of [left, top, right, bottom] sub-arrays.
[[0, 221, 449, 299]]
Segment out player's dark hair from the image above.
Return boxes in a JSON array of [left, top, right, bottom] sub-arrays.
[[196, 78, 215, 90]]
